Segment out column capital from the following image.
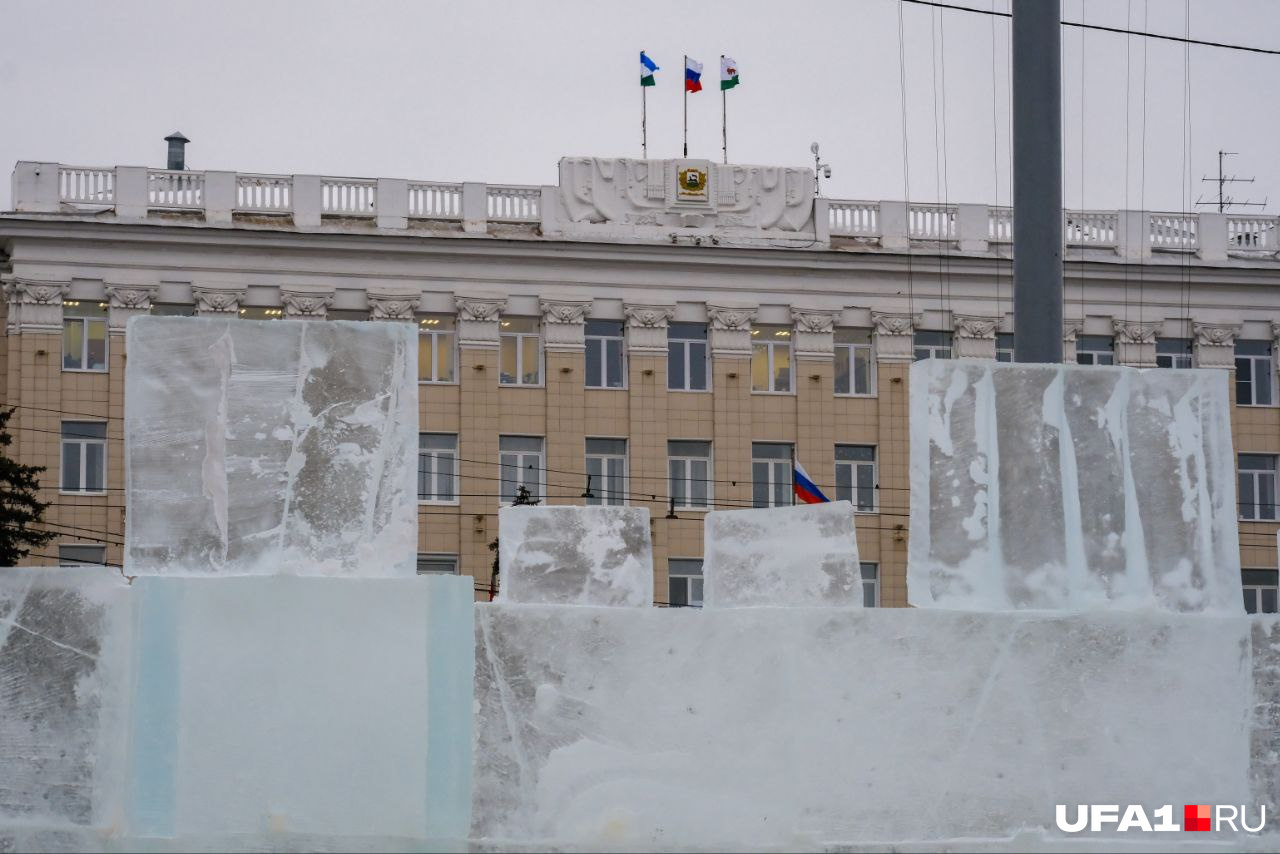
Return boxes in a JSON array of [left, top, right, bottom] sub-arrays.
[[1192, 321, 1241, 370], [193, 284, 247, 316], [870, 311, 917, 362], [280, 285, 335, 320], [1062, 320, 1084, 343], [953, 314, 999, 359], [624, 303, 676, 354], [791, 307, 839, 359], [707, 303, 756, 357], [1112, 319, 1159, 345], [366, 287, 419, 322], [105, 283, 159, 332], [3, 277, 70, 332], [539, 297, 591, 352], [455, 295, 506, 347]]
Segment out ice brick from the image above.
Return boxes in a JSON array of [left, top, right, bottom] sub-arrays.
[[908, 359, 1241, 612], [497, 506, 653, 607], [703, 501, 861, 608], [124, 316, 418, 577]]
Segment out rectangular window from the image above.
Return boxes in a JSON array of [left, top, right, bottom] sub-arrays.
[[834, 329, 875, 395], [668, 558, 704, 608], [62, 300, 108, 372], [238, 307, 284, 320], [668, 440, 712, 510], [418, 315, 457, 383], [860, 562, 880, 608], [668, 322, 709, 391], [1156, 337, 1194, 369], [1239, 453, 1278, 521], [499, 435, 543, 503], [1236, 340, 1275, 406], [328, 309, 368, 321], [417, 554, 459, 575], [585, 438, 627, 506], [835, 445, 877, 512], [59, 543, 107, 567], [1076, 334, 1115, 366], [418, 433, 458, 503], [585, 320, 626, 389], [914, 330, 953, 361], [151, 303, 196, 317], [996, 333, 1014, 363], [751, 325, 792, 392], [1244, 568, 1279, 614], [500, 317, 542, 386], [61, 421, 107, 493], [752, 442, 793, 508]]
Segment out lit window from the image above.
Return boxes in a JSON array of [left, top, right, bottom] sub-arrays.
[[500, 318, 542, 386], [61, 422, 107, 493], [751, 325, 792, 392], [1236, 340, 1275, 406], [585, 438, 627, 506], [1156, 337, 1194, 369], [1238, 454, 1278, 521], [996, 333, 1014, 363], [752, 442, 792, 508], [669, 440, 712, 510], [417, 554, 459, 575], [418, 315, 457, 383], [237, 307, 284, 320], [499, 436, 543, 503], [835, 445, 877, 512], [834, 329, 874, 395], [59, 543, 106, 567], [1244, 568, 1279, 614], [668, 558, 704, 608], [668, 323, 710, 391], [914, 330, 952, 361], [1076, 335, 1115, 366], [860, 562, 880, 607], [62, 300, 108, 372], [418, 433, 458, 503], [585, 320, 626, 389]]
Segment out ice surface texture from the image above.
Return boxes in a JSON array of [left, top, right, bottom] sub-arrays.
[[909, 359, 1241, 612], [498, 506, 653, 606], [124, 316, 418, 576], [703, 501, 861, 607]]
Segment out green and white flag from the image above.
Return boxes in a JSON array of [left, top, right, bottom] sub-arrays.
[[641, 51, 658, 87], [720, 56, 739, 90]]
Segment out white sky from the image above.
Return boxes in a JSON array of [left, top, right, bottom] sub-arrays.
[[3, 0, 1277, 213]]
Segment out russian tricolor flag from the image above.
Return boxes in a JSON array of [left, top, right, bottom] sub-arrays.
[[685, 57, 703, 93], [793, 461, 830, 505]]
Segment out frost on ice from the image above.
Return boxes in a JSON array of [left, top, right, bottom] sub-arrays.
[[908, 359, 1241, 612], [124, 316, 418, 577]]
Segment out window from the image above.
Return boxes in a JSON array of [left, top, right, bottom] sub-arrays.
[[419, 315, 457, 383], [1244, 569, 1279, 614], [1236, 340, 1275, 406], [914, 330, 952, 361], [585, 438, 627, 506], [669, 440, 712, 510], [59, 543, 106, 567], [151, 303, 195, 317], [1239, 454, 1278, 521], [996, 333, 1014, 363], [752, 442, 793, 508], [835, 445, 877, 512], [238, 307, 284, 320], [61, 422, 106, 493], [328, 308, 368, 321], [1076, 335, 1115, 366], [860, 562, 880, 607], [499, 436, 543, 503], [668, 558, 704, 608], [1156, 337, 1194, 369], [417, 554, 459, 575], [500, 317, 542, 385], [585, 320, 626, 389], [418, 433, 458, 503], [62, 300, 108, 372], [834, 329, 875, 395], [668, 322, 709, 391], [751, 325, 792, 392]]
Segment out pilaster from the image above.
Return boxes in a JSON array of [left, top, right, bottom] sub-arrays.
[[105, 284, 158, 333], [1112, 319, 1159, 368], [192, 285, 247, 316], [280, 285, 335, 320], [1192, 322, 1240, 370], [953, 314, 998, 360]]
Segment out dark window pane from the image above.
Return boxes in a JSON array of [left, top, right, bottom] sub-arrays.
[[1243, 569, 1280, 586], [834, 346, 851, 394], [690, 342, 707, 390], [752, 462, 769, 508], [669, 577, 688, 607], [585, 339, 602, 387], [1245, 589, 1259, 614], [1265, 589, 1279, 614], [606, 339, 623, 388], [668, 342, 685, 389], [62, 443, 80, 491]]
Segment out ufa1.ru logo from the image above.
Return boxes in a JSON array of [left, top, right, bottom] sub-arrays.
[[1055, 804, 1266, 832]]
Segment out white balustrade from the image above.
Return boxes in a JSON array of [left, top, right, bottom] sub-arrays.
[[1227, 215, 1278, 252], [486, 185, 540, 222], [321, 178, 377, 216], [988, 207, 1013, 242], [1149, 213, 1198, 250], [59, 167, 114, 204], [408, 182, 462, 219], [828, 201, 879, 236], [1064, 211, 1117, 247], [147, 170, 204, 209], [908, 204, 957, 240], [236, 174, 293, 213]]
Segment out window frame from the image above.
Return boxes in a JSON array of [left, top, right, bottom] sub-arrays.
[[995, 333, 1014, 363], [60, 421, 107, 495], [418, 316, 458, 384], [668, 558, 704, 608], [585, 320, 627, 390], [1238, 453, 1278, 522], [585, 438, 628, 506], [418, 433, 459, 505], [1236, 340, 1276, 407], [58, 543, 107, 567], [835, 445, 878, 513], [1075, 334, 1116, 366], [1243, 568, 1279, 614], [913, 330, 953, 361], [1155, 337, 1195, 369], [668, 322, 710, 392], [834, 329, 876, 397], [668, 440, 713, 511], [61, 301, 109, 373], [860, 562, 880, 608], [416, 553, 460, 575], [499, 318, 543, 387], [751, 326, 794, 393], [499, 435, 544, 503], [751, 442, 794, 508]]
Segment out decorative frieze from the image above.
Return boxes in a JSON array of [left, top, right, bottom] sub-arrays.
[[624, 303, 676, 353], [281, 286, 335, 320], [1192, 321, 1241, 370], [706, 303, 757, 357], [870, 311, 917, 363], [192, 285, 247, 316], [953, 314, 998, 360], [455, 296, 506, 347], [367, 287, 420, 321], [791, 307, 839, 358], [539, 298, 592, 352], [1112, 319, 1160, 367], [106, 283, 159, 332], [3, 278, 71, 332]]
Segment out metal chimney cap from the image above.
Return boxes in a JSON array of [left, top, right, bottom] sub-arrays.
[[164, 131, 189, 143]]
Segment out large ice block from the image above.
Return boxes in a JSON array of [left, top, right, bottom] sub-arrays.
[[703, 501, 862, 608], [124, 316, 418, 576], [497, 506, 653, 606], [908, 359, 1241, 612]]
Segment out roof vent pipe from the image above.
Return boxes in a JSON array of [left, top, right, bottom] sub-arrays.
[[164, 132, 189, 171]]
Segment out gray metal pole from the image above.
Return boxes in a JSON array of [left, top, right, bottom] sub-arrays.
[[1012, 0, 1063, 363]]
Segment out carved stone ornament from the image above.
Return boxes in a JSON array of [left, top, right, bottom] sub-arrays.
[[953, 314, 998, 340], [105, 284, 158, 311], [192, 285, 247, 315], [367, 289, 419, 321], [7, 278, 70, 306], [624, 304, 676, 329], [281, 287, 335, 318], [1063, 320, 1084, 343], [539, 299, 592, 324], [871, 311, 916, 337], [1112, 319, 1159, 345], [707, 304, 758, 332], [1193, 322, 1241, 347], [790, 308, 839, 335], [455, 297, 506, 322]]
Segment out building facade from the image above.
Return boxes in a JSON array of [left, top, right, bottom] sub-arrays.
[[4, 157, 1280, 609]]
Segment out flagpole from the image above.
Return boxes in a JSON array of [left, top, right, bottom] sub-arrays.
[[683, 54, 688, 157], [642, 71, 648, 159], [721, 56, 727, 164]]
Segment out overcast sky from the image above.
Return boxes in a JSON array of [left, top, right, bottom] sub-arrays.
[[3, 0, 1277, 214]]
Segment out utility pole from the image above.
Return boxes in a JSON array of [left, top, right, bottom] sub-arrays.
[[1195, 150, 1267, 213], [1012, 0, 1062, 364]]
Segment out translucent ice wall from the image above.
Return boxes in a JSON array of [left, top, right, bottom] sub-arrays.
[[908, 359, 1241, 612], [125, 316, 418, 576]]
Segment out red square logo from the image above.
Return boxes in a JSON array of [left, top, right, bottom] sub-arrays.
[[1184, 804, 1211, 831]]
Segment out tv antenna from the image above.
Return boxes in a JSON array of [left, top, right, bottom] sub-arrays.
[[1195, 150, 1267, 213]]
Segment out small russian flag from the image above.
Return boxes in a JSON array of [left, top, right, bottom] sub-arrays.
[[793, 461, 830, 505], [685, 57, 703, 93]]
